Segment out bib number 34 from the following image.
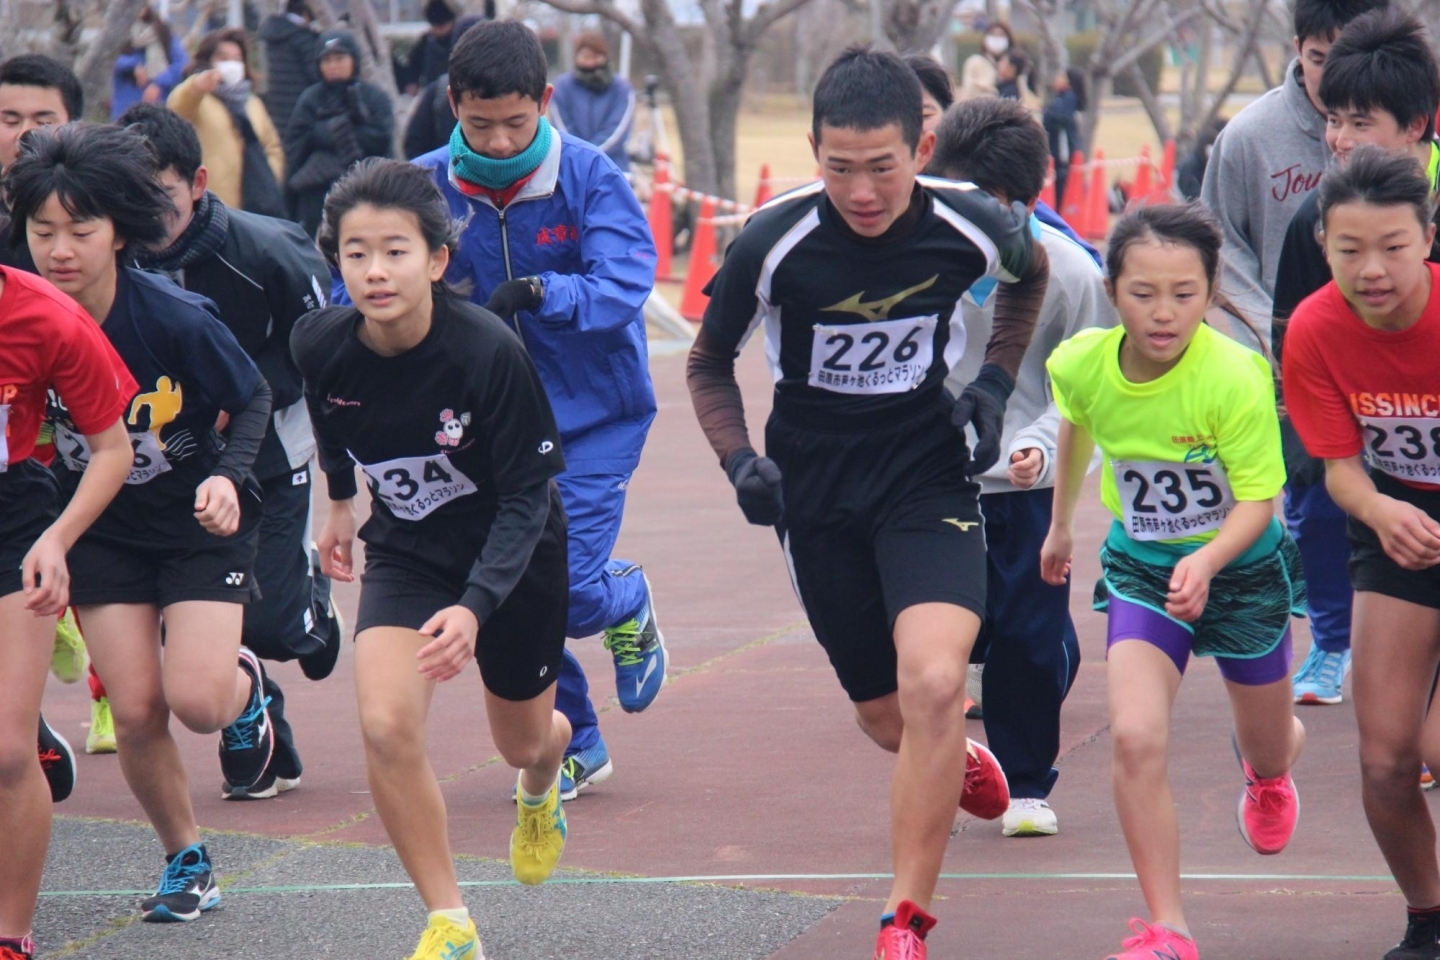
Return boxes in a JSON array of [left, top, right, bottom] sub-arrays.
[[1112, 459, 1235, 541], [357, 451, 477, 521], [809, 316, 937, 395]]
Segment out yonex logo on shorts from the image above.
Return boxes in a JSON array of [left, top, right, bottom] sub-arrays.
[[225, 572, 247, 586], [942, 519, 979, 532]]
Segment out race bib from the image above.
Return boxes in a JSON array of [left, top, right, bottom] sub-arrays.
[[808, 316, 936, 395], [54, 423, 171, 485], [1360, 416, 1440, 483], [1112, 459, 1236, 541], [356, 451, 476, 521], [0, 404, 9, 473]]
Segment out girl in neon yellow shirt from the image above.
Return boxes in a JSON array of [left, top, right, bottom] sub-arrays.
[[1040, 205, 1306, 960]]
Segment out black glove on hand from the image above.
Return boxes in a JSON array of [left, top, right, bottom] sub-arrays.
[[726, 450, 784, 526], [1280, 416, 1325, 488], [483, 278, 543, 320], [952, 363, 1015, 477]]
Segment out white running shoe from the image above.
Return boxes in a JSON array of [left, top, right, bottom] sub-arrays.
[[1002, 797, 1058, 837]]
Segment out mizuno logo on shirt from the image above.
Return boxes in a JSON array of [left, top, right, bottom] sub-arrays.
[[942, 519, 978, 532], [823, 275, 939, 322]]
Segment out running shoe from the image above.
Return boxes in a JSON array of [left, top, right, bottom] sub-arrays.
[[603, 569, 668, 713], [38, 714, 76, 804], [959, 738, 1010, 820], [1105, 919, 1198, 960], [873, 900, 935, 960], [1233, 735, 1299, 855], [1423, 765, 1436, 791], [221, 766, 300, 801], [49, 608, 87, 684], [0, 935, 34, 960], [965, 663, 984, 719], [141, 843, 221, 922], [1291, 646, 1350, 705], [86, 696, 117, 754], [560, 738, 613, 802], [408, 914, 483, 959], [217, 647, 274, 790], [1385, 910, 1440, 960], [510, 776, 567, 885], [1001, 797, 1058, 837], [299, 546, 344, 681]]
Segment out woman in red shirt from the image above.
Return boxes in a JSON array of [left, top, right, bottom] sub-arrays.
[[0, 264, 134, 960], [1284, 145, 1440, 960]]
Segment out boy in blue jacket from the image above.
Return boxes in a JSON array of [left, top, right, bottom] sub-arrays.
[[413, 19, 664, 799]]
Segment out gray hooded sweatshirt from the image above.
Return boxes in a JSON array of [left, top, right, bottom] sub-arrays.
[[1200, 59, 1330, 347]]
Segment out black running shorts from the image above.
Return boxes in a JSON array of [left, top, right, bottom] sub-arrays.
[[768, 399, 987, 703], [0, 460, 61, 599], [1349, 471, 1440, 610], [354, 502, 569, 702]]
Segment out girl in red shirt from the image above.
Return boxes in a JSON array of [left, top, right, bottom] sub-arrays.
[[1284, 145, 1440, 960], [0, 265, 135, 960]]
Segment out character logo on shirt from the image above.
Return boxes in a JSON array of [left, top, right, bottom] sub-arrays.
[[436, 409, 472, 447], [823, 276, 939, 322], [538, 440, 555, 455], [128, 376, 183, 451], [1181, 441, 1219, 464]]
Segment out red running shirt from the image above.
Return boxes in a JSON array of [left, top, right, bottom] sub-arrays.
[[1284, 262, 1440, 490], [0, 267, 136, 468]]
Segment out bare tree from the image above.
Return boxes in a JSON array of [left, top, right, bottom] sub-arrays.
[[536, 0, 818, 200], [74, 0, 150, 119], [881, 0, 953, 55]]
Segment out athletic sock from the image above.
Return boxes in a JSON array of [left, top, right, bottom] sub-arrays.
[[429, 907, 470, 928], [518, 776, 555, 806], [1159, 924, 1192, 940], [879, 912, 896, 930], [0, 934, 34, 955], [1407, 904, 1440, 916]]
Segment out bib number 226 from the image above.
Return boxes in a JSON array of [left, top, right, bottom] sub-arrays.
[[809, 316, 937, 395]]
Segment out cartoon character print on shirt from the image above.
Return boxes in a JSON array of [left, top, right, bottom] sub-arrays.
[[435, 408, 472, 448], [50, 374, 190, 484]]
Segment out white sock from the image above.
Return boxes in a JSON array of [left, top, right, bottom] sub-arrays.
[[430, 907, 470, 928], [518, 774, 556, 806]]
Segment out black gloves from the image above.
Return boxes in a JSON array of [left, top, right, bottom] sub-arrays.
[[952, 363, 1015, 476], [484, 277, 544, 320], [726, 450, 784, 526], [1280, 416, 1325, 488]]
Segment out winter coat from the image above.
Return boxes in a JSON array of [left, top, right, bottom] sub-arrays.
[[549, 72, 635, 173], [284, 78, 395, 235], [403, 72, 456, 160], [259, 14, 323, 137], [111, 35, 189, 120], [168, 75, 285, 212]]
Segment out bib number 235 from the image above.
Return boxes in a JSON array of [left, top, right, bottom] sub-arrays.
[[809, 316, 936, 395], [1113, 459, 1235, 541]]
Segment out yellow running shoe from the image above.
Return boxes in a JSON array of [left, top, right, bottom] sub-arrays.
[[86, 696, 117, 754], [407, 914, 482, 959], [510, 776, 566, 885], [50, 608, 88, 684]]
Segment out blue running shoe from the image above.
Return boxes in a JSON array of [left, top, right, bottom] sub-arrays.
[[561, 738, 614, 801], [218, 647, 274, 789], [141, 844, 220, 922], [603, 571, 668, 713], [1292, 646, 1350, 705]]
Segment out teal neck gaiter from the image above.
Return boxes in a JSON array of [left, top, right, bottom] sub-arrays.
[[449, 117, 553, 189]]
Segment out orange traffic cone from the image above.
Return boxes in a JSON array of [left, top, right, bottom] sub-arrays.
[[649, 154, 674, 281], [754, 163, 773, 208], [1132, 145, 1153, 208], [680, 198, 719, 322], [1085, 149, 1109, 241], [1156, 139, 1177, 202], [1039, 156, 1056, 210], [1061, 151, 1086, 234]]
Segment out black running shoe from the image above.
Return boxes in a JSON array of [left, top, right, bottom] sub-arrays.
[[141, 844, 220, 922], [1386, 911, 1440, 959], [221, 765, 300, 801], [299, 546, 343, 681], [38, 713, 76, 803], [217, 648, 273, 790]]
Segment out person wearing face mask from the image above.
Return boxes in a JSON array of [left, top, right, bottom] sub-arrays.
[[285, 29, 395, 236], [168, 29, 286, 218], [549, 32, 635, 174], [959, 21, 1015, 102]]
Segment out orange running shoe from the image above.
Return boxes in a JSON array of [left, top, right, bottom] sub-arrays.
[[873, 901, 935, 960], [959, 738, 1010, 820], [1104, 919, 1198, 960]]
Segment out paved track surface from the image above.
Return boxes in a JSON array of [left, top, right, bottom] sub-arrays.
[[34, 346, 1417, 959]]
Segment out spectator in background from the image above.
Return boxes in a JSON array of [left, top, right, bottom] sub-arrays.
[[285, 29, 393, 235], [168, 28, 287, 218], [401, 0, 459, 95], [111, 4, 189, 120], [905, 53, 953, 136], [401, 14, 483, 160], [959, 20, 1014, 101], [995, 49, 1037, 108], [1042, 66, 1085, 211], [1175, 117, 1227, 201], [259, 0, 322, 139], [549, 32, 635, 174]]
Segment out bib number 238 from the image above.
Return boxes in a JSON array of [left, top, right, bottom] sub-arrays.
[[809, 316, 936, 395], [1112, 459, 1235, 541]]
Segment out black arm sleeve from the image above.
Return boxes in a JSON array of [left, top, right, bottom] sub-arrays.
[[458, 479, 550, 624], [292, 308, 359, 499], [1271, 198, 1330, 364], [212, 376, 272, 486]]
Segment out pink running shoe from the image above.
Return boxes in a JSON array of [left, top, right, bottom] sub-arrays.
[[959, 738, 1010, 820], [873, 901, 935, 960], [1233, 740, 1299, 855], [1104, 919, 1198, 960]]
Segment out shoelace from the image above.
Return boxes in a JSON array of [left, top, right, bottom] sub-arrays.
[[516, 799, 556, 855], [963, 749, 987, 793], [602, 623, 644, 666], [1312, 650, 1346, 689], [221, 694, 273, 751], [37, 748, 62, 768], [156, 851, 208, 896], [1120, 918, 1165, 950], [1244, 770, 1292, 815], [877, 925, 927, 960], [1011, 798, 1047, 813], [561, 756, 580, 782]]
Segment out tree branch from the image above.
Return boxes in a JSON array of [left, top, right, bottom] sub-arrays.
[[1107, 6, 1204, 75], [538, 0, 649, 43], [1125, 61, 1173, 142], [746, 0, 818, 44]]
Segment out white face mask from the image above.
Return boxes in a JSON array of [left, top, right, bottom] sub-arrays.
[[984, 34, 1010, 55], [214, 60, 246, 87]]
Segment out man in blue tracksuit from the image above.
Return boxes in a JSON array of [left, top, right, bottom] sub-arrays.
[[548, 32, 634, 175], [414, 20, 664, 800]]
